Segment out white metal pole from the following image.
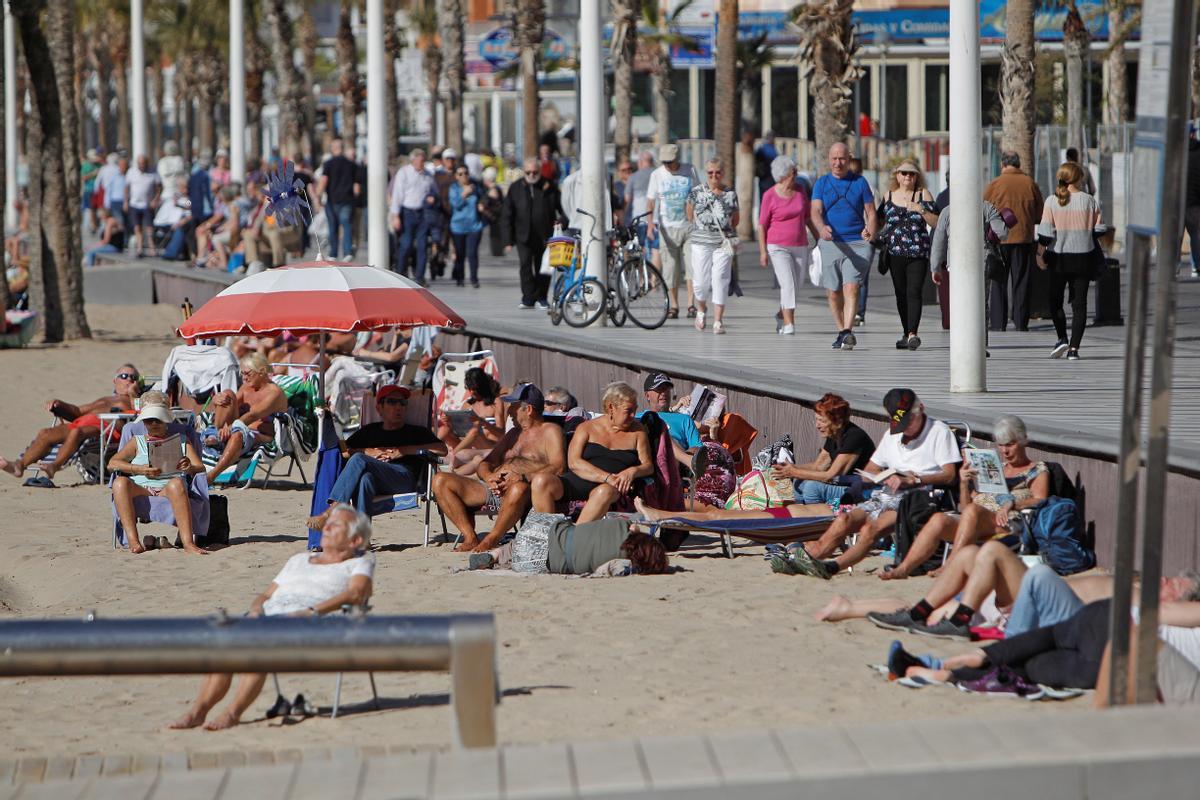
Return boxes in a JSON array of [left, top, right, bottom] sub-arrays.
[[490, 92, 502, 154], [948, 0, 986, 392], [230, 0, 246, 182], [367, 0, 389, 270], [131, 0, 147, 157], [3, 1, 17, 233], [579, 0, 606, 282]]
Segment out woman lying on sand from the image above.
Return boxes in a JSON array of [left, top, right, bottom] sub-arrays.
[[168, 504, 374, 731]]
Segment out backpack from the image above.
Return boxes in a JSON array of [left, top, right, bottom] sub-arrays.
[[1018, 497, 1095, 575]]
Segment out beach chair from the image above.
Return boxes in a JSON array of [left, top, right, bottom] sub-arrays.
[[269, 603, 380, 719], [109, 421, 211, 548], [431, 350, 499, 423], [652, 514, 838, 558], [26, 419, 119, 486]]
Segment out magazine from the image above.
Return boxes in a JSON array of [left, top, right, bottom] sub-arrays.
[[147, 433, 185, 477], [444, 410, 481, 438], [965, 448, 1008, 495], [685, 384, 726, 425]]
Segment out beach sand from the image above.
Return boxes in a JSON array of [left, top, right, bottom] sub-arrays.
[[0, 304, 1077, 761]]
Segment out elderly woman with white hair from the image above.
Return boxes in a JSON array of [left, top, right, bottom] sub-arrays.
[[758, 155, 819, 335], [169, 504, 376, 730], [685, 157, 739, 334], [881, 414, 1051, 581]]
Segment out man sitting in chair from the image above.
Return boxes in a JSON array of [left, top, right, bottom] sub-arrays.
[[0, 363, 142, 483], [204, 354, 289, 484], [308, 385, 446, 528], [432, 383, 565, 553]]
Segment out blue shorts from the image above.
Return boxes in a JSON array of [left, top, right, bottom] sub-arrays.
[[128, 206, 154, 230]]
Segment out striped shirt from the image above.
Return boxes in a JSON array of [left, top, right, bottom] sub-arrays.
[[1040, 191, 1099, 254]]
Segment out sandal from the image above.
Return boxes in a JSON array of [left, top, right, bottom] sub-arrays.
[[686, 305, 697, 318], [142, 536, 159, 551], [666, 308, 679, 319]]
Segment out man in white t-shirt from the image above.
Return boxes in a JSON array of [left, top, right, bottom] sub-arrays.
[[787, 388, 961, 579], [124, 155, 162, 257], [645, 143, 700, 317]]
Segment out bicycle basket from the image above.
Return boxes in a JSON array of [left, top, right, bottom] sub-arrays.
[[546, 237, 577, 268]]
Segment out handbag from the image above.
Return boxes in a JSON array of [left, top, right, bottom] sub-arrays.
[[877, 249, 890, 276], [808, 245, 823, 287], [985, 250, 1006, 282], [722, 468, 794, 511]]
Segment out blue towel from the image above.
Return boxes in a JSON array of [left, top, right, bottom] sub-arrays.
[[307, 415, 344, 549]]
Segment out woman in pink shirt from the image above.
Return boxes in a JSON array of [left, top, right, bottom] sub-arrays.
[[758, 156, 818, 334]]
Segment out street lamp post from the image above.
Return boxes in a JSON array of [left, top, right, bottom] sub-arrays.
[[230, 0, 246, 182], [578, 0, 607, 286], [367, 0, 389, 270], [3, 0, 17, 232], [131, 0, 148, 157]]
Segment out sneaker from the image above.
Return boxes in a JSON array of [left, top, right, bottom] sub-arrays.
[[694, 311, 706, 331], [468, 553, 495, 570], [1192, 267, 1200, 279], [779, 324, 794, 335], [789, 546, 833, 580], [535, 300, 550, 310], [841, 330, 856, 350], [867, 609, 922, 633], [518, 303, 535, 310], [895, 338, 909, 350], [713, 321, 725, 334], [1050, 339, 1069, 358], [340, 254, 354, 263], [853, 314, 864, 327], [1066, 349, 1080, 361], [907, 335, 921, 351], [472, 281, 481, 289], [912, 617, 972, 640], [831, 331, 846, 349], [769, 555, 800, 575], [956, 666, 1045, 700], [763, 543, 788, 560]]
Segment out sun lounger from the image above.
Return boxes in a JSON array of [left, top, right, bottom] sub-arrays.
[[652, 514, 837, 558]]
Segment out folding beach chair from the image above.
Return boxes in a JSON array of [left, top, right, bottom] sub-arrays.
[[26, 418, 120, 486], [109, 421, 211, 548], [270, 603, 380, 719], [203, 375, 319, 489], [431, 350, 499, 423]]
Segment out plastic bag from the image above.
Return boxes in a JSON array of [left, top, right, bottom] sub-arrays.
[[808, 245, 823, 287]]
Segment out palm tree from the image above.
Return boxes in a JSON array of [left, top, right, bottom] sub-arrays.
[[14, 0, 91, 341], [640, 0, 698, 146], [442, 0, 466, 155], [715, 0, 738, 186], [1000, 0, 1036, 174], [791, 0, 859, 161], [266, 0, 309, 160], [1103, 0, 1138, 126], [150, 0, 228, 158], [509, 0, 545, 157], [610, 0, 639, 164], [384, 0, 405, 161], [337, 0, 362, 146], [1063, 1, 1089, 154], [737, 32, 774, 133], [297, 6, 319, 156], [410, 2, 443, 146], [245, 0, 269, 163]]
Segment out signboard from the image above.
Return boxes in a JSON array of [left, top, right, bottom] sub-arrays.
[[854, 9, 950, 42], [979, 0, 1112, 41], [1128, 0, 1176, 233], [671, 26, 715, 67], [479, 26, 569, 68]]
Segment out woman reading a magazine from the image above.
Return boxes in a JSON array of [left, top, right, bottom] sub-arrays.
[[880, 414, 1048, 581], [108, 402, 208, 555]]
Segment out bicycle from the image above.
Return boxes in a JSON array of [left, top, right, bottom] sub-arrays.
[[546, 213, 607, 328], [605, 210, 668, 330]]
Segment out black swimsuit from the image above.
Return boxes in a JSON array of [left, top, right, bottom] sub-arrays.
[[560, 442, 643, 501]]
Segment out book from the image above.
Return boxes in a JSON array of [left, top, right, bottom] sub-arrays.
[[854, 466, 915, 484], [147, 433, 185, 477], [685, 384, 726, 425], [965, 448, 1008, 495]]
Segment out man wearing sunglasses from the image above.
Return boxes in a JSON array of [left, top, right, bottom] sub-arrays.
[[0, 364, 142, 483], [308, 386, 445, 530]]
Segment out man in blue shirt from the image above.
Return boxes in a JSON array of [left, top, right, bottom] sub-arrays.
[[810, 142, 878, 350], [639, 372, 702, 467]]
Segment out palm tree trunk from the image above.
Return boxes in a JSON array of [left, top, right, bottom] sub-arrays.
[[715, 0, 738, 187], [384, 0, 402, 161], [442, 0, 466, 154], [511, 0, 544, 159], [337, 0, 360, 146], [654, 43, 670, 145], [245, 10, 267, 165], [611, 0, 637, 164], [94, 52, 111, 153], [266, 0, 307, 160], [740, 79, 758, 132], [110, 19, 131, 151], [1001, 0, 1036, 176], [1063, 3, 1087, 154], [794, 0, 857, 164], [297, 8, 318, 158], [152, 63, 165, 156], [1104, 7, 1128, 126], [423, 44, 443, 145]]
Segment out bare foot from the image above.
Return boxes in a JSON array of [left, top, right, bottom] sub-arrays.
[[814, 594, 855, 622], [634, 497, 667, 522], [168, 709, 207, 729], [879, 568, 908, 581], [454, 536, 480, 552], [183, 545, 210, 555], [129, 538, 147, 555], [205, 470, 220, 485], [306, 509, 331, 531], [471, 535, 502, 553], [41, 463, 59, 480], [0, 456, 23, 478], [202, 710, 241, 731]]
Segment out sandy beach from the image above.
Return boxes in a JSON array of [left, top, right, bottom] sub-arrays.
[[0, 304, 1078, 762]]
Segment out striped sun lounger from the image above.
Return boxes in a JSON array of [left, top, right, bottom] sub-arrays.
[[654, 514, 837, 558]]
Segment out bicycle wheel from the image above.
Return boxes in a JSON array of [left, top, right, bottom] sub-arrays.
[[548, 272, 564, 325], [607, 287, 627, 326], [617, 258, 669, 330], [561, 277, 607, 328]]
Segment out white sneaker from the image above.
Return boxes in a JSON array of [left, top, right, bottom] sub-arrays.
[[694, 311, 706, 331], [779, 324, 795, 335], [713, 321, 725, 334]]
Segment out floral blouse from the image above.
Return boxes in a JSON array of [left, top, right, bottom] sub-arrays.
[[881, 191, 935, 259], [974, 461, 1047, 521], [688, 184, 739, 246]]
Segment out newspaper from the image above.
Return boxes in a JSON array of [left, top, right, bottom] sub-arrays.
[[147, 433, 186, 477], [965, 448, 1008, 495], [685, 385, 726, 425]]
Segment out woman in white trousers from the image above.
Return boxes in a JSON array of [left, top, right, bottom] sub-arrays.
[[685, 158, 740, 334], [758, 155, 818, 335]]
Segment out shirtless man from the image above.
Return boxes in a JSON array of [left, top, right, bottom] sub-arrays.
[[0, 363, 141, 482], [271, 334, 330, 377], [431, 383, 565, 552], [204, 353, 288, 484]]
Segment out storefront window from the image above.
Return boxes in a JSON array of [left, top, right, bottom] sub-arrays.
[[770, 67, 798, 138], [882, 64, 908, 140], [924, 64, 949, 133]]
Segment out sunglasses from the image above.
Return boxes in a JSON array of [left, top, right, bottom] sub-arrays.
[[381, 398, 408, 406], [524, 170, 539, 176], [707, 170, 723, 176], [115, 373, 138, 381], [898, 171, 917, 176]]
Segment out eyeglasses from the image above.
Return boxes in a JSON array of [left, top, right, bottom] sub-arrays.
[[707, 170, 723, 176], [115, 373, 138, 381], [381, 398, 408, 406], [545, 400, 565, 408], [524, 170, 539, 176], [456, 170, 469, 176]]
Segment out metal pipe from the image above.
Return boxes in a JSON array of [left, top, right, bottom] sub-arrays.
[[367, 0, 389, 273], [230, 0, 246, 183], [0, 614, 492, 676], [131, 0, 147, 158]]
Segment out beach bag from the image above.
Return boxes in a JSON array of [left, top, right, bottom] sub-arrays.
[[808, 245, 823, 287], [1017, 497, 1095, 575], [723, 468, 794, 511], [512, 512, 562, 574]]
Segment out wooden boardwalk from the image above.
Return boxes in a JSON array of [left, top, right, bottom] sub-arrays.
[[435, 251, 1200, 473], [6, 705, 1199, 798]]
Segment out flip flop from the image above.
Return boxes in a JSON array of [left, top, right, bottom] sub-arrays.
[[22, 476, 57, 489], [143, 536, 159, 551]]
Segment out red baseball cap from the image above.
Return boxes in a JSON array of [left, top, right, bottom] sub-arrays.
[[377, 385, 411, 404]]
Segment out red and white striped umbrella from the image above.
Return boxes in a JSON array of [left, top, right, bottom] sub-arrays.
[[176, 261, 465, 338]]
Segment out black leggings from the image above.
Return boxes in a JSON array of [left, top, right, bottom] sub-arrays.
[[889, 255, 929, 335], [1049, 271, 1091, 349], [953, 599, 1111, 689]]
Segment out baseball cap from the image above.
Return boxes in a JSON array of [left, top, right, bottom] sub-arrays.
[[658, 144, 679, 163], [442, 148, 458, 160], [501, 382, 545, 414], [883, 388, 917, 434], [643, 372, 674, 392], [376, 385, 411, 404], [136, 405, 172, 424]]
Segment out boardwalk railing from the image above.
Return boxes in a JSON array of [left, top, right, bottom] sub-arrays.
[[0, 612, 498, 748]]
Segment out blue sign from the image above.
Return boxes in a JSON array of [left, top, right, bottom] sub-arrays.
[[979, 0, 1116, 41], [479, 26, 569, 68], [671, 26, 715, 67], [853, 9, 950, 42], [736, 11, 793, 44]]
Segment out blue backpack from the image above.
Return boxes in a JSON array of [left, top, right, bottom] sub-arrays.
[[1019, 497, 1096, 575]]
